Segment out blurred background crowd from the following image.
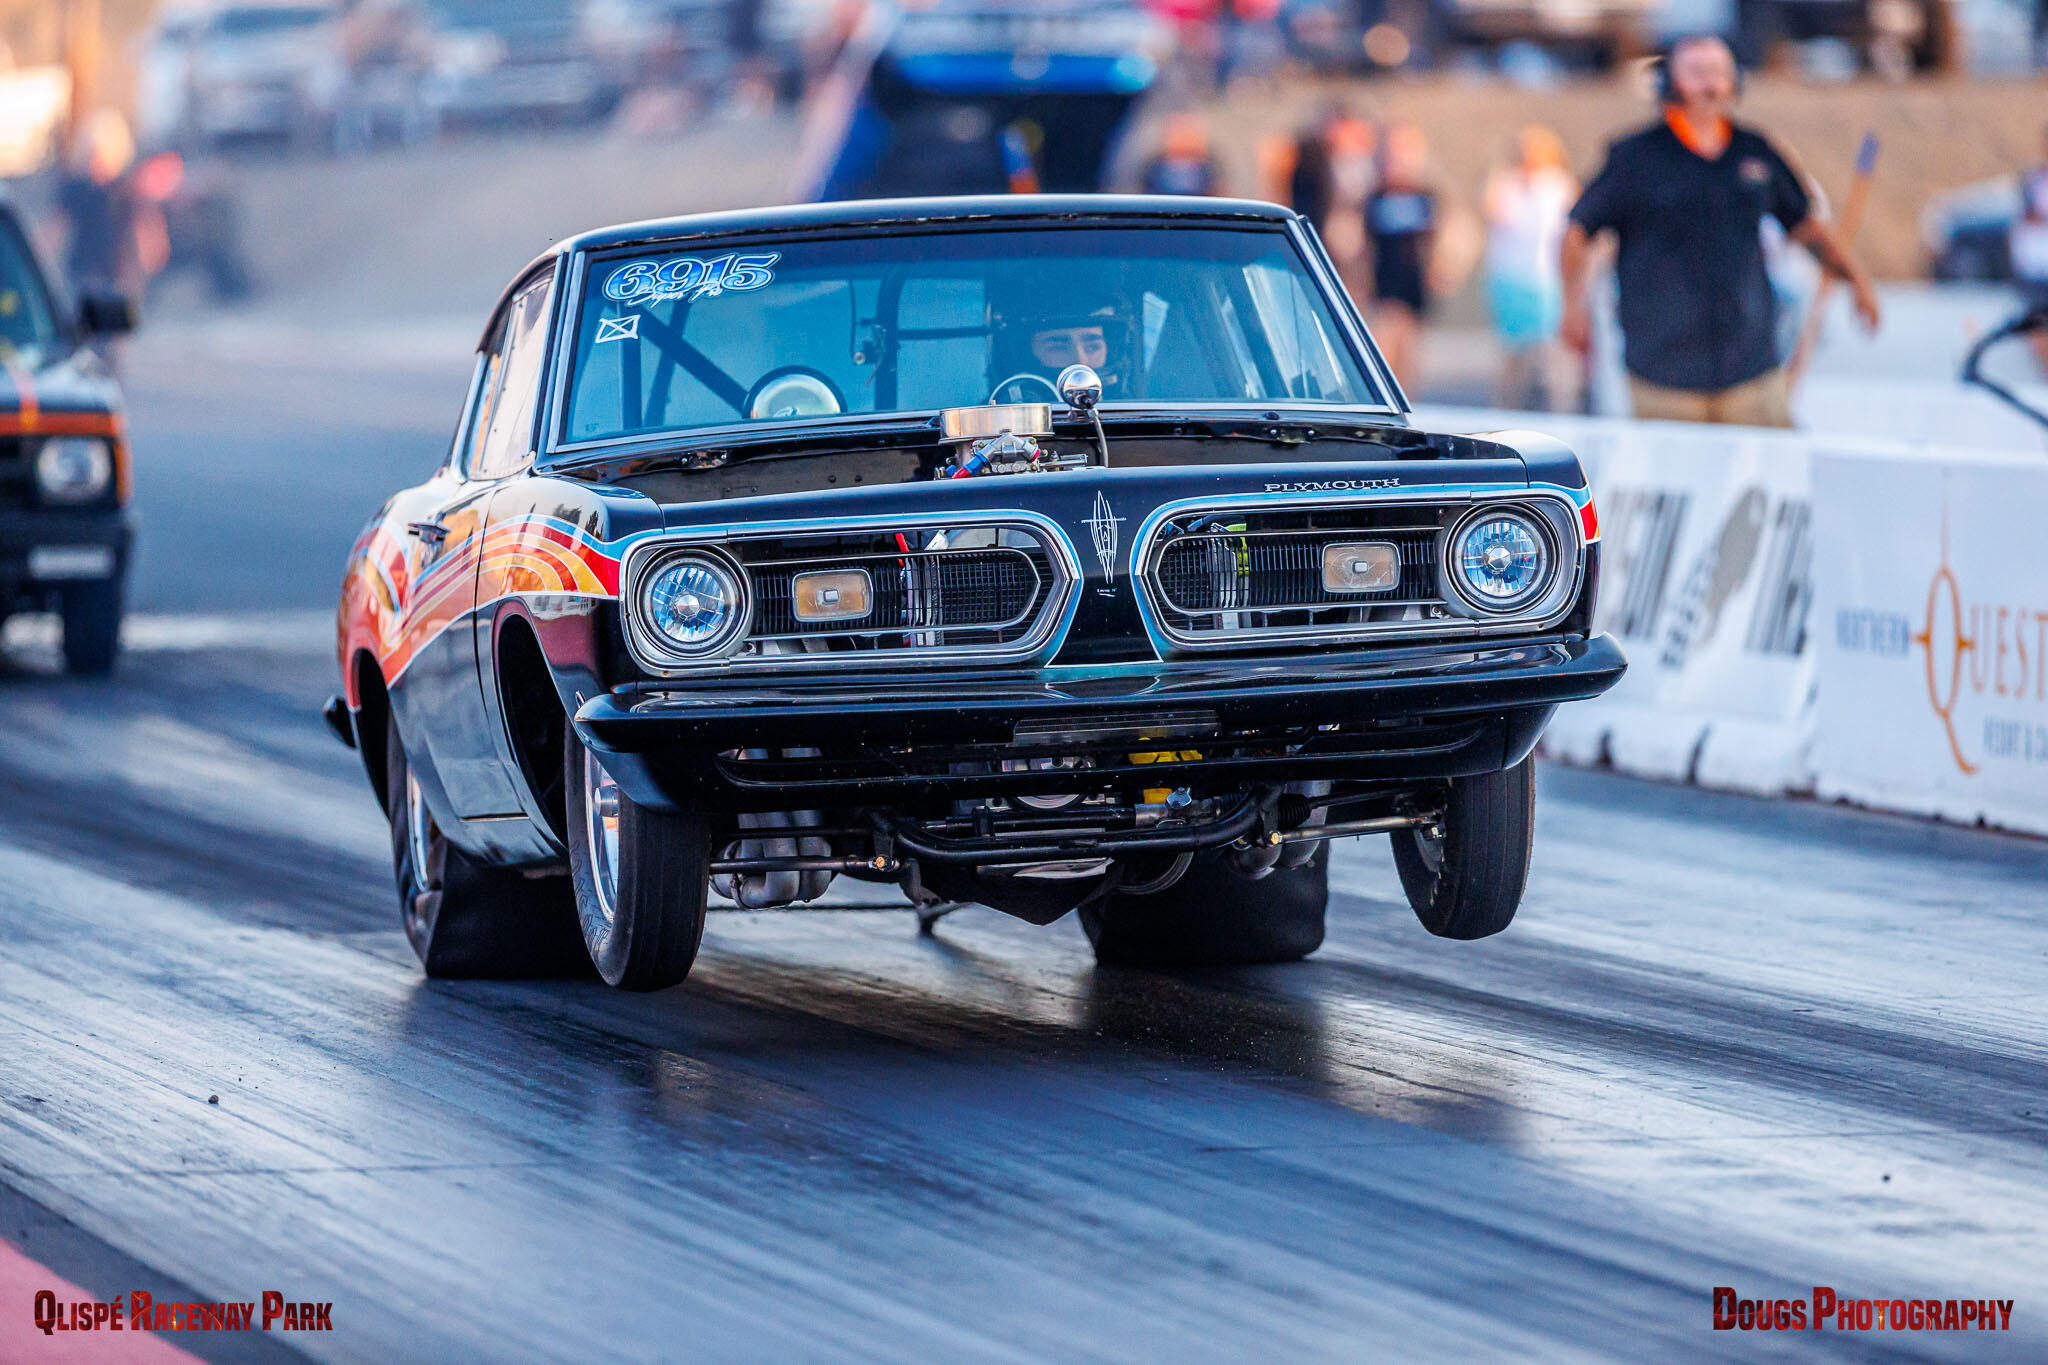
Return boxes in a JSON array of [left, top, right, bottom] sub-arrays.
[[3, 0, 2047, 411]]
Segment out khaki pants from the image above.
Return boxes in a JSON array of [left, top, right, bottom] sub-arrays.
[[1627, 368, 1793, 428]]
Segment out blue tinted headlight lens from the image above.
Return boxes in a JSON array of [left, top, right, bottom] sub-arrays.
[[645, 556, 745, 654], [1454, 513, 1548, 610]]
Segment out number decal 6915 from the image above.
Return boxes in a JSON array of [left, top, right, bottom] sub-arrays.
[[603, 253, 781, 306]]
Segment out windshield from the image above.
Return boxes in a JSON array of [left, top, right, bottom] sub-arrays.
[[0, 223, 59, 368], [560, 225, 1382, 447]]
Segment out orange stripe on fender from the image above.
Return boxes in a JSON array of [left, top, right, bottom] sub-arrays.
[[0, 409, 122, 438]]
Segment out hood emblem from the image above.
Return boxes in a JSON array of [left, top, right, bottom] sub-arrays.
[[1085, 492, 1124, 585]]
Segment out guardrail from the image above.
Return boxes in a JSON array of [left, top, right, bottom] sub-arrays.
[[1420, 406, 2048, 837]]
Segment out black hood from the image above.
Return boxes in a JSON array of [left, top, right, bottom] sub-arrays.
[[0, 346, 122, 421]]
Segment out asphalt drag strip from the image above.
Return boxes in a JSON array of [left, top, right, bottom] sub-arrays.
[[0, 618, 2043, 1361]]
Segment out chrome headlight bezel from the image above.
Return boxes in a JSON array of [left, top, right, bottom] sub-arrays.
[[35, 437, 113, 505], [1436, 500, 1576, 623], [622, 546, 752, 669], [1444, 507, 1554, 615]]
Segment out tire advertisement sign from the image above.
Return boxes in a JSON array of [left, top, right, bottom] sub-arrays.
[[1812, 446, 2048, 834]]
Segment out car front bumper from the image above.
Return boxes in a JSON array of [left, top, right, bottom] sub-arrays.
[[575, 632, 1627, 812], [0, 506, 133, 610]]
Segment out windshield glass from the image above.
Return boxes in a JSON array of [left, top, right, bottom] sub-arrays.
[[0, 224, 60, 368], [560, 225, 1382, 446]]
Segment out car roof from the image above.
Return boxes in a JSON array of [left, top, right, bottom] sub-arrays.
[[554, 195, 1300, 256]]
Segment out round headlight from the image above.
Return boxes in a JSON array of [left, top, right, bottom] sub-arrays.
[[36, 438, 112, 504], [1452, 511, 1549, 611], [643, 555, 746, 657]]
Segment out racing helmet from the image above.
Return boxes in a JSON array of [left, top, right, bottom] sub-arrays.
[[988, 277, 1138, 400]]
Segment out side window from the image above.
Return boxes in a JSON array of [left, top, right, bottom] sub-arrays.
[[472, 272, 555, 479], [449, 352, 497, 472]]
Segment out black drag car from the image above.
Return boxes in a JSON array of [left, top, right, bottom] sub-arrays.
[[331, 196, 1624, 990], [0, 200, 136, 675]]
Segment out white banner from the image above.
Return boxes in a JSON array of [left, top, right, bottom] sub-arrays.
[[1422, 407, 2048, 833], [1811, 445, 2048, 833], [1429, 409, 1820, 794]]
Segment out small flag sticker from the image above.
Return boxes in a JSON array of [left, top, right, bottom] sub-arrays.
[[595, 315, 639, 344]]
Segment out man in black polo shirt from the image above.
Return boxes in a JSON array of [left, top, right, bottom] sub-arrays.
[[1559, 35, 1880, 426]]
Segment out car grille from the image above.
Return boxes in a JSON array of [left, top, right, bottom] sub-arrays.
[[1142, 503, 1459, 647], [1154, 529, 1441, 613], [623, 520, 1073, 673], [744, 542, 1051, 647]]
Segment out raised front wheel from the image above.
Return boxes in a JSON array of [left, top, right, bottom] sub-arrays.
[[564, 727, 711, 991], [1389, 758, 1536, 941]]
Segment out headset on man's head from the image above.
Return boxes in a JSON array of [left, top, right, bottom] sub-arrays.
[[1651, 34, 1744, 104]]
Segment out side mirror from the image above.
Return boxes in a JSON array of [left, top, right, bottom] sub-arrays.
[[78, 292, 136, 337]]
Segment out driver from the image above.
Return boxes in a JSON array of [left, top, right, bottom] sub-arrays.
[[991, 291, 1135, 400], [1026, 309, 1112, 377]]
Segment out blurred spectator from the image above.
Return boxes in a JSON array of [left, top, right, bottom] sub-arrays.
[[1219, 0, 1287, 90], [1277, 119, 1331, 229], [1482, 125, 1579, 411], [1324, 112, 1380, 305], [1142, 113, 1224, 196], [132, 151, 255, 305], [1266, 107, 1376, 303], [336, 1, 435, 150], [57, 110, 140, 297], [1366, 121, 1436, 392], [1559, 35, 1878, 427], [2011, 120, 2048, 375]]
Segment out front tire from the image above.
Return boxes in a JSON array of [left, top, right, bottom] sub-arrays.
[[1389, 758, 1535, 940], [1080, 845, 1329, 967], [564, 727, 710, 991], [385, 724, 587, 978], [60, 578, 122, 676]]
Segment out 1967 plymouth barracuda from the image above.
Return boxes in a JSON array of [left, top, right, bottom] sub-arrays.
[[328, 195, 1625, 990], [0, 198, 135, 675]]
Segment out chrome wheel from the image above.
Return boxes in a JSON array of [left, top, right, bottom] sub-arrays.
[[1412, 824, 1445, 878], [404, 771, 435, 898], [583, 746, 621, 926]]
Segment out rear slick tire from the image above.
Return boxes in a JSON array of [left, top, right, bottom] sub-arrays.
[[385, 724, 587, 979], [1389, 758, 1535, 941], [1080, 845, 1329, 968], [564, 727, 710, 991]]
